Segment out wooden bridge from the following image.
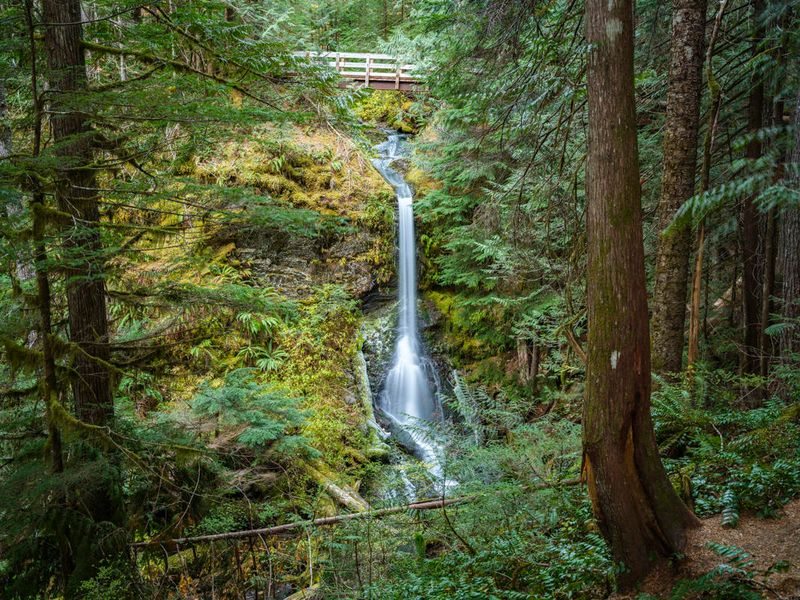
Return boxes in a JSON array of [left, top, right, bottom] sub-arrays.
[[294, 51, 421, 91]]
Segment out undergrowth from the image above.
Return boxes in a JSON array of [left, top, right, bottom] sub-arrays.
[[652, 367, 800, 525]]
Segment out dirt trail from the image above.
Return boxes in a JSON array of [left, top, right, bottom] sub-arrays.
[[615, 499, 800, 599]]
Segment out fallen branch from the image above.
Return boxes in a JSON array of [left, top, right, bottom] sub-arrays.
[[130, 477, 582, 548], [131, 497, 465, 548], [305, 462, 371, 512], [562, 327, 587, 364]]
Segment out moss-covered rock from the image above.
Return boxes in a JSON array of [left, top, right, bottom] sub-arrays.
[[353, 90, 428, 133]]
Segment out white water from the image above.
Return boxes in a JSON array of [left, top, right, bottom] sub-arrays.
[[372, 134, 447, 483]]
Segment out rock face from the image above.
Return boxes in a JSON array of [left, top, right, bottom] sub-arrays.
[[360, 300, 399, 396], [353, 349, 390, 459], [236, 226, 379, 298], [196, 125, 395, 301], [322, 231, 377, 296]]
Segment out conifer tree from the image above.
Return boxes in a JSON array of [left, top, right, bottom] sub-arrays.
[[584, 0, 699, 587], [42, 0, 113, 424], [651, 0, 707, 375]]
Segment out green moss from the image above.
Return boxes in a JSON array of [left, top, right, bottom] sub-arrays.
[[353, 90, 426, 133], [425, 290, 491, 362]]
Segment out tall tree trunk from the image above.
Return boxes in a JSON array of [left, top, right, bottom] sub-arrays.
[[740, 0, 765, 374], [42, 0, 113, 425], [23, 0, 65, 474], [651, 0, 707, 375], [687, 0, 726, 372], [0, 81, 10, 158], [2, 80, 37, 293], [760, 205, 777, 377], [779, 91, 800, 361], [758, 19, 789, 377], [584, 0, 699, 589]]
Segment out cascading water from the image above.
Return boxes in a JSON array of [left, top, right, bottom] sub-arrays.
[[371, 134, 447, 484]]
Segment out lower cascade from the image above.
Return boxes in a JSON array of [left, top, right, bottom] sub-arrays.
[[371, 133, 449, 486]]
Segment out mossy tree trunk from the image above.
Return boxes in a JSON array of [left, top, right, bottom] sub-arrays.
[[42, 0, 113, 425], [584, 0, 699, 588], [651, 0, 707, 375]]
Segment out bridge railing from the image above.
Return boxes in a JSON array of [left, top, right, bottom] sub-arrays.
[[294, 51, 419, 89]]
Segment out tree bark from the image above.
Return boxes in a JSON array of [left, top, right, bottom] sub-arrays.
[[740, 0, 765, 374], [778, 91, 800, 361], [42, 0, 113, 425], [759, 30, 789, 377], [0, 81, 10, 158], [584, 0, 699, 588], [2, 80, 38, 293], [24, 0, 65, 473], [759, 206, 777, 376], [651, 0, 707, 376], [687, 0, 726, 372]]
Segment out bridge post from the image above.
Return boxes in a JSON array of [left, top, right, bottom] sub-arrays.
[[335, 52, 340, 72], [365, 55, 371, 87], [395, 62, 401, 90]]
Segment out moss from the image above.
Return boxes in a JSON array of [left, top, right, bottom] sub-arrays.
[[105, 122, 396, 535], [1, 337, 42, 374], [425, 290, 493, 363], [353, 90, 427, 133]]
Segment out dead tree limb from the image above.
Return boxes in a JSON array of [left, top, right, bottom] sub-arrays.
[[130, 478, 582, 548]]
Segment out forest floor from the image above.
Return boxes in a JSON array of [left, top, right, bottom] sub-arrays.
[[617, 499, 800, 599]]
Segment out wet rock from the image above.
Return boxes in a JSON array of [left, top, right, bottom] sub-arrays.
[[360, 301, 398, 394], [235, 226, 382, 299], [389, 157, 411, 174]]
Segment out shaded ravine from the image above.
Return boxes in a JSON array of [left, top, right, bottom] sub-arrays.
[[371, 134, 449, 486]]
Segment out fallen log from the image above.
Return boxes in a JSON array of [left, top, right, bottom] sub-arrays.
[[305, 462, 371, 512], [285, 585, 320, 600], [130, 477, 581, 548], [131, 496, 465, 548]]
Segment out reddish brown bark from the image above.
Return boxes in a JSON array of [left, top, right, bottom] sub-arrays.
[[760, 207, 777, 376], [687, 0, 727, 371], [651, 0, 707, 375], [759, 42, 788, 376], [779, 91, 800, 361], [584, 0, 699, 589], [740, 0, 765, 374], [42, 0, 113, 425]]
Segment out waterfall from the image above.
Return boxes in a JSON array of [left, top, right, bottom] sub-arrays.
[[372, 133, 446, 482]]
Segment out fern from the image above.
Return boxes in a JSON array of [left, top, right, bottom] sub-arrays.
[[720, 488, 740, 528], [191, 369, 317, 457]]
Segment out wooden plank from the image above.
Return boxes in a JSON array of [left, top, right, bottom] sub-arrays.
[[291, 50, 420, 86], [325, 61, 406, 70], [343, 80, 423, 91], [338, 72, 417, 81], [321, 61, 415, 70], [293, 51, 395, 60]]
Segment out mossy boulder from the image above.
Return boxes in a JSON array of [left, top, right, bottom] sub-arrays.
[[354, 90, 427, 134]]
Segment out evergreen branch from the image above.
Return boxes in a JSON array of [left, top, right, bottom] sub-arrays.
[[144, 5, 288, 87], [92, 65, 163, 92], [81, 39, 282, 111]]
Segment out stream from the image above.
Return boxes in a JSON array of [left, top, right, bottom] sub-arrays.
[[371, 133, 450, 491]]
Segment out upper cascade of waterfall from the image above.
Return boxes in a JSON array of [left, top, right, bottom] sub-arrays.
[[371, 133, 449, 485]]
